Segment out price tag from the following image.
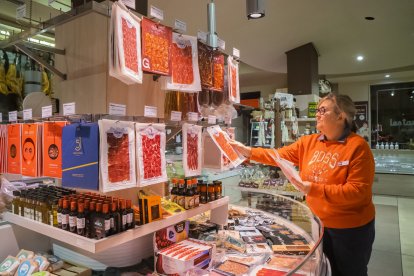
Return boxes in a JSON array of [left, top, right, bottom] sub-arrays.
[[233, 48, 240, 59], [225, 116, 232, 125], [121, 0, 136, 9], [208, 115, 217, 124], [170, 111, 182, 121], [0, 113, 2, 123], [9, 111, 17, 122], [174, 19, 187, 33], [187, 112, 199, 122], [217, 38, 226, 51], [197, 31, 207, 43], [16, 4, 26, 20], [23, 109, 33, 120], [63, 102, 76, 116], [150, 5, 164, 21], [144, 105, 158, 118], [109, 103, 126, 116], [42, 105, 53, 118]]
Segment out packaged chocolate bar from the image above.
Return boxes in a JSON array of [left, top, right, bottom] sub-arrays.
[[0, 256, 19, 275], [224, 254, 264, 266], [33, 256, 49, 271], [242, 235, 267, 244], [223, 236, 246, 253], [245, 243, 273, 255], [16, 250, 34, 262], [250, 265, 305, 276], [15, 259, 39, 276], [272, 245, 312, 256], [214, 260, 250, 276]]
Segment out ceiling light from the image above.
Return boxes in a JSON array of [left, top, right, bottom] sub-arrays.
[[356, 55, 364, 61], [247, 0, 265, 19], [365, 16, 375, 21], [385, 74, 390, 78], [390, 91, 395, 96]]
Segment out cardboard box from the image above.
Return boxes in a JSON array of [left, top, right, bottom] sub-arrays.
[[7, 124, 22, 175], [22, 123, 42, 177], [43, 121, 67, 178]]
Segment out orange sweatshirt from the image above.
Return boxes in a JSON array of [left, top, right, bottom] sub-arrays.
[[251, 133, 375, 229]]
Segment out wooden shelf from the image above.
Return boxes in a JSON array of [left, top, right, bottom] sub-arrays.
[[4, 196, 229, 253]]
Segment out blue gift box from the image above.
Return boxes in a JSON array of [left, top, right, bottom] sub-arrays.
[[62, 122, 99, 190]]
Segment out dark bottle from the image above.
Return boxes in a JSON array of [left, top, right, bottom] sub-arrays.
[[214, 181, 222, 199], [12, 191, 21, 215], [61, 200, 70, 231], [50, 198, 59, 227], [76, 203, 86, 236], [69, 201, 78, 233], [102, 203, 111, 237], [126, 200, 134, 229], [57, 198, 63, 228], [208, 183, 216, 202], [184, 179, 194, 210], [200, 182, 208, 204], [120, 199, 128, 232], [83, 200, 90, 237], [110, 202, 120, 235], [193, 179, 200, 207], [170, 178, 178, 203], [89, 201, 96, 238], [176, 179, 185, 208], [94, 203, 105, 239]]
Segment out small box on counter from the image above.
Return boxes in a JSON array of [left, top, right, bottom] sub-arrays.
[[138, 194, 161, 225], [272, 244, 312, 256], [0, 255, 20, 275]]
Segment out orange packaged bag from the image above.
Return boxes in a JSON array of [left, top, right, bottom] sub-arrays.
[[228, 56, 240, 103], [7, 124, 22, 175], [22, 123, 41, 177], [212, 52, 224, 92], [198, 42, 213, 89], [42, 121, 66, 178], [141, 17, 172, 75]]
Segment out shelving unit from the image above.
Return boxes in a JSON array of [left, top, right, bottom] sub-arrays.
[[250, 121, 274, 148], [284, 117, 316, 123], [239, 187, 303, 198], [4, 196, 229, 253]]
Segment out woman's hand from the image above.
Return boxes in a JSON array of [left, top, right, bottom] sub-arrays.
[[289, 177, 312, 195], [229, 140, 252, 158]]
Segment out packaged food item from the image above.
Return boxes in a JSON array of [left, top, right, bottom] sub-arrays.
[[224, 235, 246, 253], [163, 33, 201, 92], [135, 123, 167, 187], [98, 119, 137, 192], [182, 123, 202, 177], [212, 52, 224, 92], [161, 198, 185, 216], [141, 17, 172, 75], [154, 221, 189, 252], [33, 256, 49, 271], [198, 42, 213, 89], [31, 272, 50, 276], [42, 121, 66, 178], [40, 254, 63, 272], [21, 123, 42, 177], [16, 250, 34, 261], [215, 260, 250, 276], [7, 123, 22, 175], [15, 259, 39, 276], [266, 255, 305, 270], [272, 245, 312, 255], [0, 256, 19, 275], [0, 125, 8, 174], [250, 265, 305, 276], [138, 193, 162, 225], [225, 255, 264, 266], [62, 122, 99, 190], [227, 56, 240, 104], [245, 243, 273, 255], [109, 1, 143, 84]]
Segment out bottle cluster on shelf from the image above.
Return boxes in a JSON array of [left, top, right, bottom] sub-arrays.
[[375, 141, 399, 150], [10, 185, 134, 240], [170, 178, 222, 210]]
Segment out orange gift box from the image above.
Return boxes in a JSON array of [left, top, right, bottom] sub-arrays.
[[7, 124, 22, 175], [42, 121, 66, 178], [21, 123, 42, 177]]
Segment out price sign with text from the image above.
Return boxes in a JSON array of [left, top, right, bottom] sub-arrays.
[[150, 5, 164, 21], [109, 103, 126, 116], [170, 111, 182, 121], [144, 106, 158, 118], [9, 111, 17, 122], [42, 105, 53, 118], [208, 115, 217, 124], [23, 109, 33, 120], [63, 102, 76, 116], [188, 112, 199, 122]]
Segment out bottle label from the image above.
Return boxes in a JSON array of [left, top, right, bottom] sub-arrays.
[[57, 213, 62, 224], [77, 218, 85, 229], [36, 210, 41, 221], [194, 195, 200, 207], [185, 196, 194, 209], [110, 217, 115, 229], [69, 216, 76, 227], [105, 219, 111, 231], [19, 206, 22, 215], [127, 213, 133, 224], [171, 195, 177, 203], [122, 214, 127, 226], [61, 214, 69, 225], [50, 214, 54, 226], [177, 196, 185, 207]]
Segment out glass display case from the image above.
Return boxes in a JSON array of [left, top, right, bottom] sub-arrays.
[[373, 149, 414, 175]]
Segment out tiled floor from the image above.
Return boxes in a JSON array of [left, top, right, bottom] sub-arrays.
[[369, 195, 414, 276]]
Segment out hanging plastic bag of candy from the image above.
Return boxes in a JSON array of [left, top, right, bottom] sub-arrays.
[[198, 42, 213, 89], [99, 119, 137, 192], [227, 56, 240, 103], [212, 52, 224, 92], [136, 123, 168, 187], [182, 123, 202, 177]]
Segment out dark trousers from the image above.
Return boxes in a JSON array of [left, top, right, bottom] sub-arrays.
[[323, 219, 375, 276]]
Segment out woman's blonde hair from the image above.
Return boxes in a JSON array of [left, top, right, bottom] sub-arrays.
[[319, 93, 357, 131]]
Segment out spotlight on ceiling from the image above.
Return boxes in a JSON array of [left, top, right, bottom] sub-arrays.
[[247, 0, 265, 19], [385, 74, 390, 78], [390, 91, 395, 96]]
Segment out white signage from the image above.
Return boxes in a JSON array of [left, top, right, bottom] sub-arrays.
[[174, 19, 187, 33], [217, 38, 226, 51], [197, 31, 207, 43], [170, 111, 182, 122], [208, 115, 217, 124], [233, 48, 240, 59], [63, 102, 76, 116], [144, 105, 158, 118], [150, 5, 164, 21], [16, 4, 26, 20], [23, 109, 33, 120], [224, 116, 232, 125], [0, 113, 2, 122], [109, 103, 126, 116], [9, 111, 17, 122], [42, 105, 53, 118], [121, 0, 136, 10], [187, 112, 199, 122]]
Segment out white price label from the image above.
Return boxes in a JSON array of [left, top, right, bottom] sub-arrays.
[[48, 0, 56, 5], [63, 102, 76, 116], [208, 115, 217, 124], [225, 116, 232, 125], [42, 105, 53, 118], [16, 4, 26, 20], [150, 5, 164, 21], [174, 19, 187, 33], [23, 109, 32, 120], [233, 48, 240, 59], [187, 112, 199, 122], [197, 31, 207, 42], [9, 111, 17, 122], [144, 106, 158, 118], [170, 111, 182, 121], [0, 113, 2, 122], [109, 103, 126, 116], [121, 0, 136, 10], [217, 38, 226, 51]]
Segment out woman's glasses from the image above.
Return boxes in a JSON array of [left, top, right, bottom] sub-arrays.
[[316, 106, 328, 115]]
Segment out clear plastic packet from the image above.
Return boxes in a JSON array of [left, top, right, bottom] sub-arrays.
[[271, 149, 303, 192], [98, 119, 137, 192], [136, 123, 168, 187], [141, 17, 172, 75], [198, 42, 214, 89], [207, 125, 245, 168], [109, 1, 143, 84], [163, 33, 201, 92], [227, 56, 240, 104], [182, 123, 202, 177], [212, 52, 225, 92]]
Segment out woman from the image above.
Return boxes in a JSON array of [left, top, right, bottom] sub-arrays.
[[231, 93, 375, 276]]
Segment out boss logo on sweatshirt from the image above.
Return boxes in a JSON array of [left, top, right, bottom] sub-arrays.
[[308, 150, 339, 169]]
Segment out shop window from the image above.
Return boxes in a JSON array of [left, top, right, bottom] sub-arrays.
[[370, 82, 414, 149]]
